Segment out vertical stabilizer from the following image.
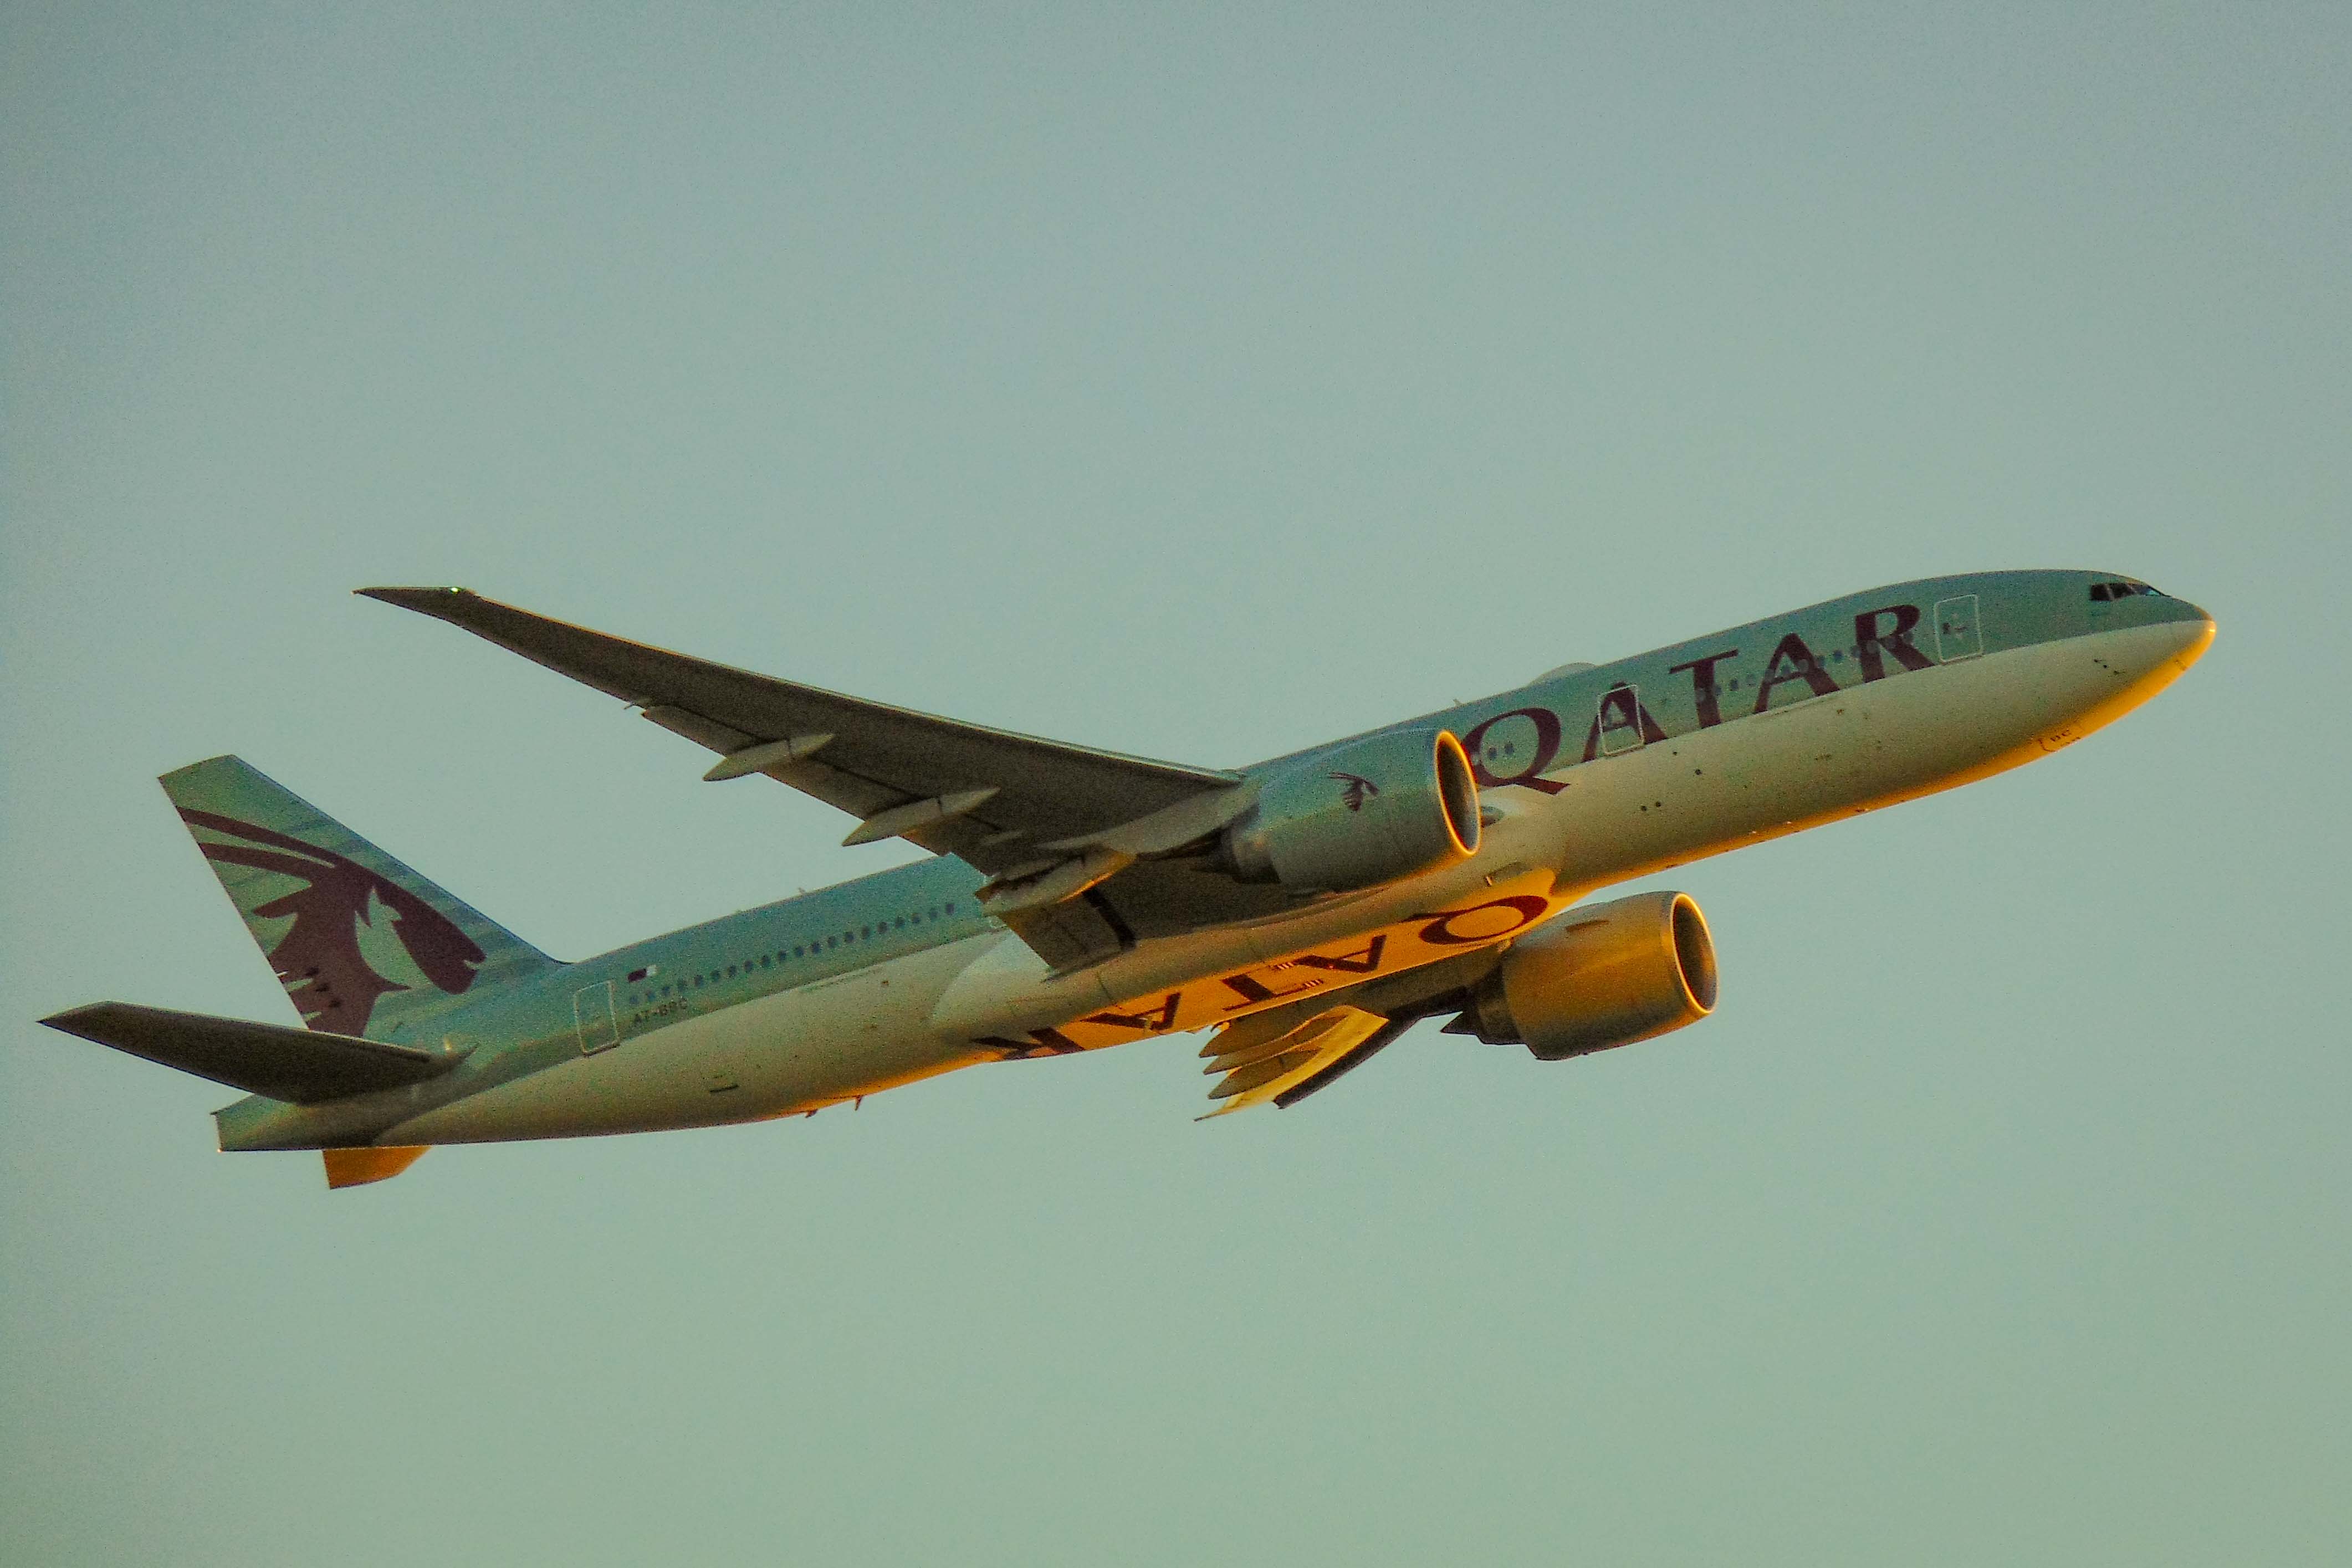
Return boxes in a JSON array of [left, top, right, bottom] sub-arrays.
[[161, 756, 556, 1041]]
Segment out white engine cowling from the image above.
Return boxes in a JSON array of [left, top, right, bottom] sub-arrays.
[[1463, 891, 1717, 1060], [1221, 727, 1481, 893]]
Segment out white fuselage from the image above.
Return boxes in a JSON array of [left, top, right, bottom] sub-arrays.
[[375, 614, 2209, 1147]]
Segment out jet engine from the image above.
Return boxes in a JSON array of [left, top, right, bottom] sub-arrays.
[[1459, 891, 1717, 1060], [1220, 727, 1481, 893]]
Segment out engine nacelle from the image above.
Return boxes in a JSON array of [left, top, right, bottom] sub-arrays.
[[1222, 727, 1482, 893], [1464, 891, 1717, 1060]]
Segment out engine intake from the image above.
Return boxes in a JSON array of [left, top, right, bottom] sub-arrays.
[[1223, 727, 1481, 893], [1464, 891, 1717, 1060]]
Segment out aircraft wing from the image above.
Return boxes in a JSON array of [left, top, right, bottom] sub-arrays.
[[362, 588, 1272, 967], [1197, 1003, 1415, 1116], [1188, 946, 1516, 1115]]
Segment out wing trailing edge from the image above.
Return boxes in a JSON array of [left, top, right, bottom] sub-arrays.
[[1190, 946, 1511, 1116], [1197, 1006, 1410, 1117]]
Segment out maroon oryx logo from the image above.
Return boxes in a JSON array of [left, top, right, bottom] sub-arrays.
[[1331, 772, 1379, 813], [179, 810, 484, 1036]]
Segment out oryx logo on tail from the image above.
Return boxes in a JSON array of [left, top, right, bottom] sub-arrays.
[[177, 809, 486, 1036]]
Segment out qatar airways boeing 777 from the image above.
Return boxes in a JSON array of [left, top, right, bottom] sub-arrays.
[[42, 571, 2212, 1186]]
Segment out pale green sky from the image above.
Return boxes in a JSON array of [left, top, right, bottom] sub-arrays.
[[5, 6, 2348, 1564]]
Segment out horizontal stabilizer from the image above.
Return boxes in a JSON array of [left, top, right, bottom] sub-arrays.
[[40, 1002, 464, 1104]]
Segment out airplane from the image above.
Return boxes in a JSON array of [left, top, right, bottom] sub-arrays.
[[39, 571, 2213, 1187]]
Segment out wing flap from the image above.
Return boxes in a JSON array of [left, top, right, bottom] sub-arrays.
[[1196, 1005, 1405, 1118], [1186, 949, 1515, 1116], [41, 1002, 463, 1105]]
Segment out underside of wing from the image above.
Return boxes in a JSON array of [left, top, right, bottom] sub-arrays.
[[1197, 1005, 1414, 1117], [1187, 947, 1516, 1116], [361, 588, 1300, 967]]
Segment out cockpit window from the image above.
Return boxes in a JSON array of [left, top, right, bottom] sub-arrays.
[[2090, 580, 2159, 602]]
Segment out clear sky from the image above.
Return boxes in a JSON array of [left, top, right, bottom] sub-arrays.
[[4, 6, 2347, 1564]]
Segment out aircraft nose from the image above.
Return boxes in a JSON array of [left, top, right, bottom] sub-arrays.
[[2090, 576, 2213, 649], [2131, 593, 2217, 674], [2171, 601, 2217, 667]]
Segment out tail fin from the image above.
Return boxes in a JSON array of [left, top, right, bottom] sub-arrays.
[[161, 756, 556, 1041]]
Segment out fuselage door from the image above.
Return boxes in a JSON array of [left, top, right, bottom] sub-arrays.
[[1597, 684, 1646, 756], [574, 981, 620, 1054], [1933, 595, 1983, 663]]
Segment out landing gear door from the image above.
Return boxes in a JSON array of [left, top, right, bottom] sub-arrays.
[[574, 981, 620, 1054], [1934, 595, 1982, 663]]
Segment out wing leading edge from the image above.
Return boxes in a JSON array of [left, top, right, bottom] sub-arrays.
[[360, 588, 1275, 970]]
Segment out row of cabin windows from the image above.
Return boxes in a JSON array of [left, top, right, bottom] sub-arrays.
[[622, 901, 960, 1007], [1699, 639, 1914, 698], [1481, 641, 1908, 763], [1659, 638, 1913, 710]]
